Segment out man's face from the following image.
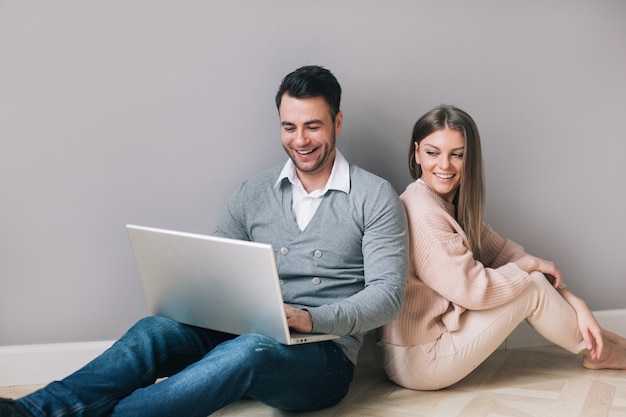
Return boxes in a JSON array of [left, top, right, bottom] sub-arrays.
[[279, 93, 342, 190]]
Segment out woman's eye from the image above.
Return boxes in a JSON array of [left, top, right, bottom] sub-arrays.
[[452, 153, 464, 158], [426, 151, 438, 156]]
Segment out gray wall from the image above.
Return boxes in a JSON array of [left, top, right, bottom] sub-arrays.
[[1, 1, 624, 346]]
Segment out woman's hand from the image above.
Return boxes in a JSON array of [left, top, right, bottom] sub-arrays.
[[576, 305, 604, 360], [514, 255, 562, 288], [514, 257, 605, 359], [558, 288, 604, 360], [284, 304, 313, 333]]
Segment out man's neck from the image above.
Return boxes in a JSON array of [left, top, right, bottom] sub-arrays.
[[297, 168, 332, 194]]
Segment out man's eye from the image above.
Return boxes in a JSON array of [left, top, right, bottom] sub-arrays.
[[283, 127, 295, 132]]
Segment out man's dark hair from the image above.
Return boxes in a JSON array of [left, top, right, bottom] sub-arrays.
[[275, 65, 341, 120]]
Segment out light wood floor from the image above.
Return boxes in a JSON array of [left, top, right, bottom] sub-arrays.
[[2, 345, 625, 416]]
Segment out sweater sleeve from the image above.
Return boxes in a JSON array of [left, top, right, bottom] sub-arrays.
[[480, 223, 527, 268], [405, 184, 530, 312], [213, 180, 253, 241]]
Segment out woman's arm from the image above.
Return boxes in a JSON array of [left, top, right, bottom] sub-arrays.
[[513, 255, 563, 288], [402, 185, 530, 311], [557, 287, 604, 359]]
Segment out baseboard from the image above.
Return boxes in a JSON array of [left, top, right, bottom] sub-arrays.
[[0, 341, 114, 386], [2, 309, 625, 387]]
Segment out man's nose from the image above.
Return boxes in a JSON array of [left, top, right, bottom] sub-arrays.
[[294, 129, 309, 145]]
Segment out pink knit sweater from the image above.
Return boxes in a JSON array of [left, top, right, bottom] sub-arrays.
[[379, 180, 532, 346]]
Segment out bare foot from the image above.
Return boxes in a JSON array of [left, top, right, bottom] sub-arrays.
[[582, 338, 626, 370], [602, 329, 626, 350]]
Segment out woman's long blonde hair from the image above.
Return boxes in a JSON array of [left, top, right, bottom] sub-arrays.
[[408, 105, 485, 259]]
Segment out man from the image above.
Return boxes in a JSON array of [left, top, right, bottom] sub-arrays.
[[1, 65, 408, 417]]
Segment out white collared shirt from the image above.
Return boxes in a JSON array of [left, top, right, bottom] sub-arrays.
[[276, 150, 350, 231]]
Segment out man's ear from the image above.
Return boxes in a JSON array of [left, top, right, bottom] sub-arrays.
[[334, 110, 343, 135]]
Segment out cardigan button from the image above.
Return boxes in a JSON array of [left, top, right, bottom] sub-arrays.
[[280, 247, 289, 255], [313, 249, 322, 258], [312, 277, 321, 285]]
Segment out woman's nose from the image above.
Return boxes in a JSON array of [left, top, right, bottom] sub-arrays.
[[438, 156, 450, 169]]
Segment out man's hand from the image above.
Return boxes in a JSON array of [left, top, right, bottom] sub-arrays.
[[284, 304, 313, 333]]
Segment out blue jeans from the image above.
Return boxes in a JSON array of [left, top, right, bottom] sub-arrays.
[[16, 316, 355, 417]]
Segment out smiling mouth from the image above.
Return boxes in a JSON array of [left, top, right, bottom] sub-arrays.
[[296, 149, 315, 155], [435, 173, 454, 179]]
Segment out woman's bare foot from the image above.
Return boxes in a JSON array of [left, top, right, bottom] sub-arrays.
[[602, 329, 626, 350], [582, 337, 626, 370]]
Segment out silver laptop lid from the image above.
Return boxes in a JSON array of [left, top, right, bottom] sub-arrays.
[[126, 224, 293, 344]]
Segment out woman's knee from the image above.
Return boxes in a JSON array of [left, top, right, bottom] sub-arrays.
[[528, 271, 548, 285], [526, 271, 556, 297], [518, 271, 554, 308]]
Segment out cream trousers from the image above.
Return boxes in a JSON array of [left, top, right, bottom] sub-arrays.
[[379, 272, 588, 390]]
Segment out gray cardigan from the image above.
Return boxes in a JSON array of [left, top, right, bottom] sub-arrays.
[[214, 163, 408, 363]]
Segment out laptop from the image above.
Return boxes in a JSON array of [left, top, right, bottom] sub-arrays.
[[126, 224, 339, 345]]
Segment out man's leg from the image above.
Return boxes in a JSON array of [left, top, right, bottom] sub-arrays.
[[109, 334, 354, 417], [15, 316, 226, 417]]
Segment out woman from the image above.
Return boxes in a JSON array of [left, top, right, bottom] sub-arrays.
[[378, 104, 626, 390]]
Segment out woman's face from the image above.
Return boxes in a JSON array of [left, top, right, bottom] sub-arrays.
[[415, 128, 465, 203]]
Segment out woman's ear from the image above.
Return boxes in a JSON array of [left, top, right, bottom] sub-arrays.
[[414, 141, 420, 165]]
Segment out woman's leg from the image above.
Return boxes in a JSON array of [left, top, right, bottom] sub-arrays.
[[382, 272, 587, 390]]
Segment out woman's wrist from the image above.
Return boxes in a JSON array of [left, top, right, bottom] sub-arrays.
[[514, 256, 536, 273]]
